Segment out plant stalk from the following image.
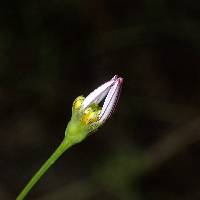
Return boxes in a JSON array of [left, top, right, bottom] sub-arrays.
[[16, 138, 72, 200]]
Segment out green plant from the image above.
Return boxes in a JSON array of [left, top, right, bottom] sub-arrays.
[[16, 75, 123, 200]]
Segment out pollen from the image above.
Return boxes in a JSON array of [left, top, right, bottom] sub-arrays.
[[73, 96, 85, 111], [82, 107, 100, 125]]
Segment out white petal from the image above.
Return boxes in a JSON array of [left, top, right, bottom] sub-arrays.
[[99, 78, 123, 124], [94, 75, 118, 104], [93, 89, 109, 104], [82, 79, 115, 110]]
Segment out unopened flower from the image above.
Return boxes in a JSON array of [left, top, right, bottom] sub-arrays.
[[65, 75, 123, 144], [73, 75, 123, 127]]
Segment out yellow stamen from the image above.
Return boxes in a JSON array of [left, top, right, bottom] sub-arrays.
[[73, 96, 85, 111], [82, 107, 100, 125]]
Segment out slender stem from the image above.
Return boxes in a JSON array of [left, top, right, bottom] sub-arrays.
[[16, 139, 72, 200]]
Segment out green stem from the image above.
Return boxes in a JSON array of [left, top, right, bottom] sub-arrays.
[[16, 138, 72, 200]]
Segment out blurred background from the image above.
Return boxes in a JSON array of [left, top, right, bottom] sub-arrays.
[[1, 0, 200, 199]]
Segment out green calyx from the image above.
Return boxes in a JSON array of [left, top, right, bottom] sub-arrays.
[[64, 102, 101, 145]]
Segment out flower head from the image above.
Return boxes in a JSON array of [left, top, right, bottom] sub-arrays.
[[65, 75, 123, 144], [72, 75, 123, 128]]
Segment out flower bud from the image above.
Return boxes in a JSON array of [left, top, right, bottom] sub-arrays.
[[72, 75, 123, 128]]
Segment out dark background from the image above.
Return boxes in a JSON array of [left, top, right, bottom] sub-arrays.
[[1, 0, 200, 199]]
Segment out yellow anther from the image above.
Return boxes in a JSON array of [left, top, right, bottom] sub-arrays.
[[73, 96, 85, 111], [82, 107, 100, 125]]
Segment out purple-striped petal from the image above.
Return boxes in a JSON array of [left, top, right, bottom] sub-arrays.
[[99, 77, 123, 124], [81, 79, 115, 110]]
